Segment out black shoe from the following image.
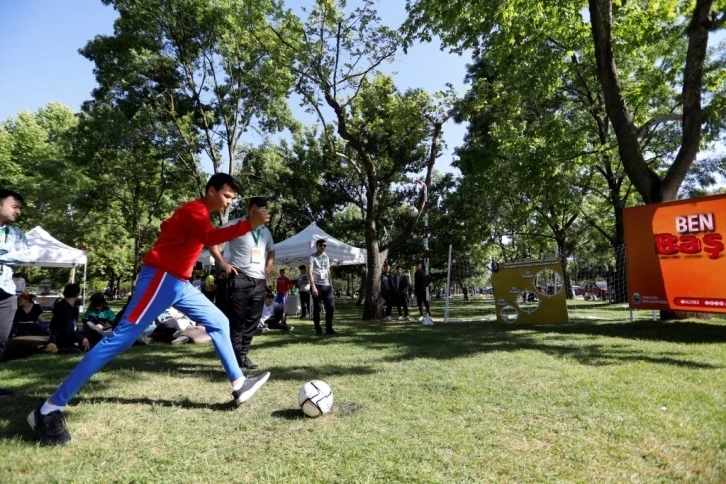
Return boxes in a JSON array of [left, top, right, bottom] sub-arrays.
[[241, 356, 259, 370], [325, 329, 337, 335], [232, 372, 270, 406], [315, 330, 324, 337], [0, 388, 10, 398], [27, 407, 72, 446]]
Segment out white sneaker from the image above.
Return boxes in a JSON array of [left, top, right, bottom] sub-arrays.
[[405, 316, 411, 321], [398, 316, 403, 321], [137, 334, 153, 345], [418, 316, 424, 322], [233, 372, 270, 405], [386, 316, 392, 321], [171, 335, 189, 345]]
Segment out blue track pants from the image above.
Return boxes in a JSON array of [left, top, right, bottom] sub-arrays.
[[50, 267, 243, 406]]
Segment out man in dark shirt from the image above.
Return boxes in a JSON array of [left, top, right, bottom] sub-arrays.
[[380, 264, 394, 321], [393, 266, 410, 321], [50, 284, 101, 351], [414, 261, 431, 322]]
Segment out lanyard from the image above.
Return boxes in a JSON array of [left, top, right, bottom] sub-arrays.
[[251, 229, 261, 247]]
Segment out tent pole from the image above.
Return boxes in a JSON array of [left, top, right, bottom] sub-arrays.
[[83, 263, 87, 309]]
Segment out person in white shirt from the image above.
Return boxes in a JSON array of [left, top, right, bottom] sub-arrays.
[[308, 239, 335, 336], [297, 265, 310, 318], [12, 273, 26, 294], [210, 197, 274, 371], [257, 293, 293, 332]]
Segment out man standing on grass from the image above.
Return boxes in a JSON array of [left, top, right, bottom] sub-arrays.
[[274, 268, 293, 321], [414, 261, 430, 322], [210, 197, 275, 371], [309, 239, 335, 336], [297, 265, 310, 319], [26, 174, 271, 446], [393, 265, 410, 321], [0, 189, 31, 399]]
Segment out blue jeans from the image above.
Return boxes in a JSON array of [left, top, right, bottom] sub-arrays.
[[50, 267, 243, 406]]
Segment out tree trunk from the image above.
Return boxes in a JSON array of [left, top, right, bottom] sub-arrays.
[[362, 184, 385, 319], [561, 257, 574, 300], [362, 237, 384, 319], [356, 272, 365, 306]]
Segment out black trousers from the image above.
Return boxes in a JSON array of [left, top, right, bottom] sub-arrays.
[[382, 291, 393, 317], [225, 273, 266, 365], [0, 293, 16, 361], [416, 289, 428, 315], [312, 285, 335, 332], [299, 291, 310, 318], [395, 291, 409, 317]]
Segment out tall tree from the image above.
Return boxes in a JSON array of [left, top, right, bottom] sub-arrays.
[[81, 0, 299, 219], [74, 102, 196, 285], [278, 0, 454, 319], [404, 0, 726, 205], [588, 0, 725, 203]]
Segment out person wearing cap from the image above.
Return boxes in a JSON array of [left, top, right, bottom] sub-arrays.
[[210, 197, 276, 371], [308, 239, 336, 336]]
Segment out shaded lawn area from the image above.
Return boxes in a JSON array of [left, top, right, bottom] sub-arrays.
[[1, 298, 725, 482]]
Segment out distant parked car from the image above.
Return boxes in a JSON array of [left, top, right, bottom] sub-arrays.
[[582, 281, 608, 301], [571, 285, 583, 297]]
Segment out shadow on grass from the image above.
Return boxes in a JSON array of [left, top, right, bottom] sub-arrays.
[[73, 395, 235, 411], [335, 317, 726, 369], [529, 320, 726, 343], [271, 408, 306, 420]]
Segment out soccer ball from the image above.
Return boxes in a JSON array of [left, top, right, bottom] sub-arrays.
[[298, 380, 334, 417], [409, 206, 419, 218]]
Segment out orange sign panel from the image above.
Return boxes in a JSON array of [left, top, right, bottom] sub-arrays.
[[623, 193, 726, 313]]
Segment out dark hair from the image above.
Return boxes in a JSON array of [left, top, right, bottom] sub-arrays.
[[396, 265, 403, 270], [279, 269, 285, 274], [0, 189, 24, 204], [17, 292, 34, 303], [205, 173, 240, 194], [63, 283, 81, 298], [248, 197, 267, 209], [298, 265, 306, 271], [265, 293, 274, 299], [316, 239, 327, 246], [416, 261, 423, 266], [90, 292, 106, 308]]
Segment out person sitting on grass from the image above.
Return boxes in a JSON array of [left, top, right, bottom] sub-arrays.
[[12, 292, 49, 337], [150, 307, 194, 345], [49, 284, 102, 353], [82, 292, 116, 333], [256, 293, 294, 333]]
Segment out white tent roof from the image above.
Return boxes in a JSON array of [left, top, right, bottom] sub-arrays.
[[19, 226, 88, 268], [273, 223, 366, 266], [197, 223, 366, 267]]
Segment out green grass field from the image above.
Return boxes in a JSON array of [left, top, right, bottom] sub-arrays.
[[1, 298, 725, 482]]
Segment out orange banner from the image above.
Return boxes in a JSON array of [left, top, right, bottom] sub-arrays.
[[623, 193, 726, 313]]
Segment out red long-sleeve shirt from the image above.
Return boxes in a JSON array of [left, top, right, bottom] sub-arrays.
[[143, 199, 253, 281], [276, 276, 292, 294]]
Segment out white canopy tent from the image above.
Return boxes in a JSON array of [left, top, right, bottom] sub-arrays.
[[197, 222, 366, 267], [17, 226, 89, 303], [273, 223, 366, 266]]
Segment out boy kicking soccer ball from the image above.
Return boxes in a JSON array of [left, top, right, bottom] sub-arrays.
[[27, 174, 271, 446]]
